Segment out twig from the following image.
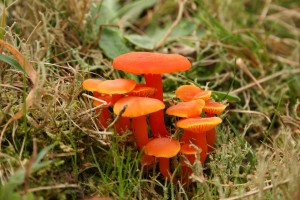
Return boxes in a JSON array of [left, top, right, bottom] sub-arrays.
[[236, 58, 267, 96], [259, 0, 272, 22], [27, 184, 79, 193], [231, 69, 300, 94], [82, 128, 113, 135], [228, 109, 271, 123], [82, 93, 108, 105], [154, 0, 187, 49], [76, 103, 108, 118], [105, 105, 127, 131]]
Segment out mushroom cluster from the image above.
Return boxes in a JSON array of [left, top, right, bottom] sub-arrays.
[[82, 52, 226, 184]]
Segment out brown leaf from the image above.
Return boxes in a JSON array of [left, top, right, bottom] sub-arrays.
[[0, 40, 38, 148], [0, 39, 37, 84]]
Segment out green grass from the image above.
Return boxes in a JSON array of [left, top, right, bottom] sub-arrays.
[[0, 0, 299, 199]]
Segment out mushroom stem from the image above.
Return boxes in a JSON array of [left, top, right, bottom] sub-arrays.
[[115, 117, 130, 136], [132, 116, 150, 149], [181, 130, 207, 164], [97, 107, 111, 128], [144, 74, 170, 137], [181, 154, 195, 185], [206, 113, 216, 152], [158, 157, 176, 181]]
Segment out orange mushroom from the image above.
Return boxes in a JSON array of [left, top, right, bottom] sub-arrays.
[[113, 52, 191, 137], [166, 99, 206, 149], [82, 79, 113, 128], [203, 99, 227, 151], [113, 96, 165, 149], [180, 144, 199, 184], [166, 99, 205, 118], [176, 117, 222, 163], [144, 137, 180, 181], [96, 78, 137, 135], [175, 85, 211, 102]]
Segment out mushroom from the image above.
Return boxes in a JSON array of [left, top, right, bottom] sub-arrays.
[[82, 79, 112, 128], [166, 99, 205, 118], [175, 85, 211, 102], [176, 117, 222, 163], [144, 137, 180, 180], [180, 143, 199, 184], [113, 96, 165, 149], [166, 99, 206, 148], [96, 78, 137, 135], [203, 99, 227, 151], [112, 52, 191, 137]]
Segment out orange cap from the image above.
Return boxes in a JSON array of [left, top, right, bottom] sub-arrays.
[[203, 99, 227, 115], [96, 79, 136, 94], [175, 85, 211, 102], [82, 79, 102, 91], [112, 52, 191, 75], [180, 144, 201, 155], [166, 99, 205, 118], [176, 117, 222, 133], [144, 138, 180, 158], [113, 96, 165, 118], [127, 84, 157, 97]]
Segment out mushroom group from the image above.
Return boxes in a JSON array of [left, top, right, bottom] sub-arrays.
[[82, 52, 226, 185]]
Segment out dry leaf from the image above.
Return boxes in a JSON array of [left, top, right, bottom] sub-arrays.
[[0, 40, 38, 148]]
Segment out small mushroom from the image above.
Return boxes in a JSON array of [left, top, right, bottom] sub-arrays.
[[180, 143, 199, 184], [166, 99, 205, 118], [113, 52, 191, 137], [175, 85, 211, 102], [176, 117, 222, 163], [113, 96, 165, 149], [144, 137, 180, 181], [203, 100, 227, 151], [96, 78, 137, 135], [82, 79, 112, 128]]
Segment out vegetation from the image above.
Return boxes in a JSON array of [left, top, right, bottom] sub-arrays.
[[0, 0, 299, 199]]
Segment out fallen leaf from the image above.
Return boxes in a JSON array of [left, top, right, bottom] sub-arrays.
[[0, 40, 38, 148]]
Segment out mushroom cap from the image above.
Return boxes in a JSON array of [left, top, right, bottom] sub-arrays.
[[166, 99, 205, 118], [175, 85, 211, 102], [203, 99, 227, 115], [82, 79, 102, 91], [96, 79, 136, 94], [180, 144, 201, 155], [144, 138, 180, 158], [112, 52, 191, 75], [113, 96, 165, 118], [176, 117, 222, 133], [127, 84, 157, 97]]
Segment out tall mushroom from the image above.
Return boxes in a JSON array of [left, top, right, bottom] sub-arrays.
[[112, 52, 191, 137], [144, 137, 180, 181], [113, 96, 165, 149]]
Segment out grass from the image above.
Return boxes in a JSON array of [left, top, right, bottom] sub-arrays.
[[0, 0, 299, 199]]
